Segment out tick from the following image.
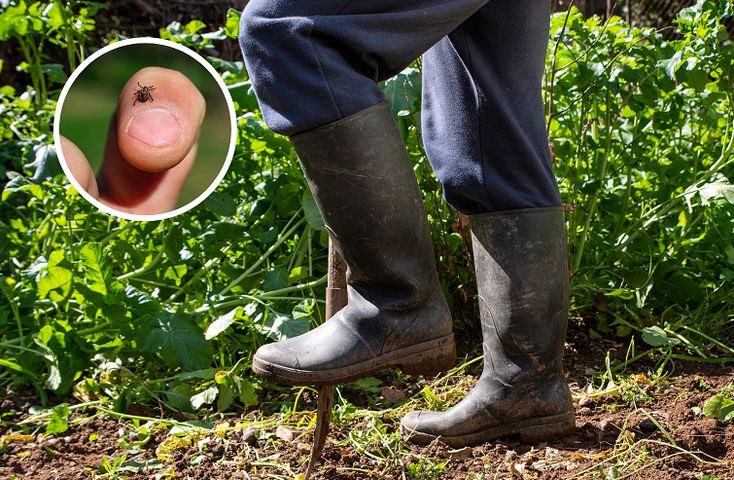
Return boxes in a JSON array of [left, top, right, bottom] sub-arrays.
[[133, 82, 156, 105]]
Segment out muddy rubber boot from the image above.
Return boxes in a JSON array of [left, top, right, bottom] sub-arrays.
[[251, 102, 456, 386], [400, 208, 575, 446]]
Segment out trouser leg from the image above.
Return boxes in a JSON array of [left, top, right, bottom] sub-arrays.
[[239, 0, 487, 136], [422, 0, 561, 213]]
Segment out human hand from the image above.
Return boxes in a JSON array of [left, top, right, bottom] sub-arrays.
[[60, 66, 206, 215]]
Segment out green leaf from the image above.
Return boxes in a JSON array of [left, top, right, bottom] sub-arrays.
[[302, 190, 325, 231], [234, 377, 258, 406], [0, 2, 28, 40], [263, 268, 288, 291], [258, 313, 309, 341], [288, 266, 307, 283], [658, 50, 683, 80], [203, 191, 237, 216], [224, 8, 241, 38], [3, 175, 44, 201], [726, 246, 734, 265], [702, 394, 734, 422], [45, 404, 70, 436], [352, 377, 382, 393], [184, 19, 206, 34], [381, 67, 421, 116], [697, 181, 734, 205], [604, 288, 634, 300], [165, 384, 194, 412], [35, 325, 89, 393], [45, 2, 64, 29], [190, 385, 218, 410], [204, 307, 238, 340], [37, 266, 72, 300], [228, 82, 259, 113], [80, 243, 109, 295], [25, 143, 61, 181], [40, 63, 67, 84], [641, 326, 678, 347], [163, 264, 187, 286], [141, 312, 214, 370], [216, 383, 234, 411]]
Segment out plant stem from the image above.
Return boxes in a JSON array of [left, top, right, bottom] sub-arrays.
[[219, 216, 305, 296]]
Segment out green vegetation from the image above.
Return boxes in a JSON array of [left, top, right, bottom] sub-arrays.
[[0, 0, 732, 413], [0, 6, 732, 479]]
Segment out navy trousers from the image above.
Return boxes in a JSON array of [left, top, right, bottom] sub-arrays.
[[239, 0, 561, 214]]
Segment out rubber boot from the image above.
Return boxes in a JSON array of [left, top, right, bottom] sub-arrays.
[[252, 102, 456, 386], [400, 208, 575, 446]]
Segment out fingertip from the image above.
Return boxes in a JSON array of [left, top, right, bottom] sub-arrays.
[[117, 67, 205, 173], [59, 136, 99, 198]]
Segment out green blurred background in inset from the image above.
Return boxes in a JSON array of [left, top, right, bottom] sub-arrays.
[[60, 43, 232, 208]]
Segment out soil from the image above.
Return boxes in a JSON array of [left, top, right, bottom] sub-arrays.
[[1, 325, 732, 480]]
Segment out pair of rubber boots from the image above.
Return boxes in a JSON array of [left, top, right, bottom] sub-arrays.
[[252, 102, 575, 446]]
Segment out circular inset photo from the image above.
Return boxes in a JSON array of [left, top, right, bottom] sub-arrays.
[[54, 38, 236, 221]]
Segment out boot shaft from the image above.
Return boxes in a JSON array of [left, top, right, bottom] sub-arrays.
[[471, 208, 569, 379], [291, 102, 442, 311]]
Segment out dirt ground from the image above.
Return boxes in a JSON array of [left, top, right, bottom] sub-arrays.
[[1, 325, 733, 480]]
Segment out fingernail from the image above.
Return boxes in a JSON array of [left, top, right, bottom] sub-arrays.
[[127, 108, 181, 147]]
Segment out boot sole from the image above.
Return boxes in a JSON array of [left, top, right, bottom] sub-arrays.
[[401, 411, 575, 447], [252, 334, 456, 386]]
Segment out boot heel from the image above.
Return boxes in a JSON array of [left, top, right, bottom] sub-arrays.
[[397, 335, 456, 377], [518, 412, 576, 443]]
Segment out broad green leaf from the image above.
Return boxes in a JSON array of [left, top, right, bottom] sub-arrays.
[[641, 326, 677, 347], [35, 325, 90, 393], [184, 19, 206, 34], [263, 268, 288, 291], [141, 312, 214, 370], [2, 175, 44, 201], [190, 385, 218, 410], [37, 266, 72, 300], [224, 8, 240, 38], [204, 307, 238, 340], [352, 377, 382, 393], [203, 191, 237, 216], [166, 384, 195, 412], [702, 394, 734, 422], [258, 313, 309, 341], [228, 82, 259, 112], [288, 266, 307, 283], [80, 243, 109, 295], [726, 246, 734, 265], [25, 143, 61, 181], [40, 63, 67, 84], [216, 383, 234, 411], [657, 50, 683, 80], [702, 394, 723, 418], [234, 377, 258, 406], [163, 264, 187, 286], [45, 404, 70, 436]]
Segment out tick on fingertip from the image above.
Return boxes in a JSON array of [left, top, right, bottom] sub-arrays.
[[133, 82, 156, 105]]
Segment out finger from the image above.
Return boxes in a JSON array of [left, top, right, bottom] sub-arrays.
[[59, 136, 100, 198], [116, 66, 205, 173], [98, 113, 197, 215]]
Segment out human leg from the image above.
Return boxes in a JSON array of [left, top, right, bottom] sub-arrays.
[[400, 0, 575, 445], [239, 0, 489, 385]]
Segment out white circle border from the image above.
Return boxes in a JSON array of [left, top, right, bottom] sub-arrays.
[[53, 37, 237, 222]]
